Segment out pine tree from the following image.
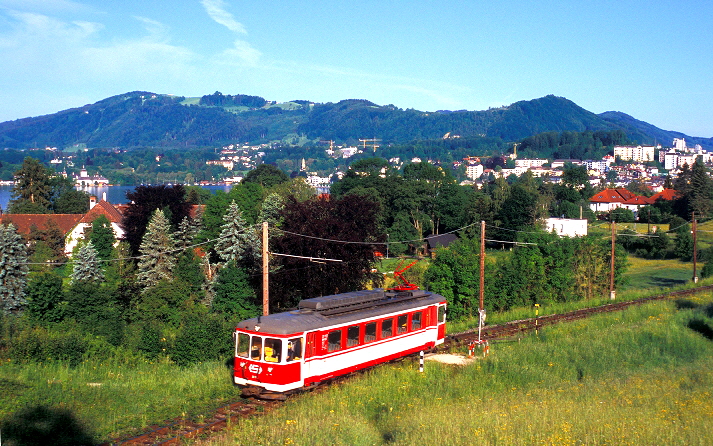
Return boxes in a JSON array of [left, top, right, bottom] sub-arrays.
[[0, 224, 29, 314], [137, 209, 176, 290], [214, 201, 261, 267], [175, 214, 201, 250], [71, 241, 104, 283], [258, 193, 285, 228]]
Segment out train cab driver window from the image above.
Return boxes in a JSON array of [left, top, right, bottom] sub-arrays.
[[264, 338, 281, 363], [287, 338, 302, 362], [250, 337, 262, 360], [236, 333, 250, 358]]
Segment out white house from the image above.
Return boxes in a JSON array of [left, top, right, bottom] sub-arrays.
[[545, 218, 588, 237]]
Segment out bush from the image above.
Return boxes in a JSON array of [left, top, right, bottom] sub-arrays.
[[171, 314, 231, 366], [9, 323, 88, 366]]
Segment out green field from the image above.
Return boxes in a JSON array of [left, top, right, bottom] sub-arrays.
[[1, 251, 711, 443], [211, 294, 713, 445]]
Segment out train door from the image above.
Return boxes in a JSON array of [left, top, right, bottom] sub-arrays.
[[437, 304, 447, 341], [303, 332, 317, 385]]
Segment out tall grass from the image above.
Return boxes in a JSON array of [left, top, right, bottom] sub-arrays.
[[211, 296, 713, 445], [0, 357, 239, 441]]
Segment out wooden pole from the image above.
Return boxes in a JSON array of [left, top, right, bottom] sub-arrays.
[[693, 212, 698, 283], [610, 220, 616, 300], [479, 220, 485, 313], [478, 220, 486, 342], [262, 221, 269, 316]]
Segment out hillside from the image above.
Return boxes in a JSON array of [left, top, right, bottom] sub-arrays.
[[0, 92, 710, 150]]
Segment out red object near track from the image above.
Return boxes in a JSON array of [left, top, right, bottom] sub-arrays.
[[233, 288, 447, 397]]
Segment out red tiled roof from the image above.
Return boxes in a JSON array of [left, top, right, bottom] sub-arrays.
[[1, 214, 83, 235], [79, 200, 123, 224], [589, 189, 630, 203], [650, 188, 678, 201], [623, 196, 653, 205]]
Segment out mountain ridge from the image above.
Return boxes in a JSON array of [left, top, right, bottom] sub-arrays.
[[1, 92, 710, 150]]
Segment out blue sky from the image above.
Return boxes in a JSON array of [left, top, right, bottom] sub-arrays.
[[1, 0, 712, 137]]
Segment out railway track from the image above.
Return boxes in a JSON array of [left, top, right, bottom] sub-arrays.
[[109, 284, 713, 445]]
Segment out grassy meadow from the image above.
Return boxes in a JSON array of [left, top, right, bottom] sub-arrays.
[[210, 294, 713, 445], [1, 250, 711, 443], [0, 356, 240, 441]]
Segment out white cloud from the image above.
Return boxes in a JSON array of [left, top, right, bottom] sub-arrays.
[[200, 0, 246, 34], [214, 39, 261, 66], [133, 16, 170, 41]]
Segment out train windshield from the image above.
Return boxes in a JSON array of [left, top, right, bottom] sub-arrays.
[[236, 332, 298, 363]]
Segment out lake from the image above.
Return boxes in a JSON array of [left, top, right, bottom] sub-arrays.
[[0, 184, 234, 212]]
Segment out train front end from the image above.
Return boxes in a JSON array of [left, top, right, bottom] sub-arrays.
[[233, 313, 306, 398]]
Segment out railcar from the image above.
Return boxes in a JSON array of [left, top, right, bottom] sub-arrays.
[[233, 288, 447, 398]]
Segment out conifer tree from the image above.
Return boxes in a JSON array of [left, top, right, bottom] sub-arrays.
[[258, 193, 285, 228], [214, 201, 261, 267], [0, 223, 29, 314], [176, 214, 201, 250], [71, 241, 104, 283], [137, 209, 176, 289]]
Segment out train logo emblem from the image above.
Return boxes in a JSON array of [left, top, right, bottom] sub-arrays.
[[248, 364, 262, 374]]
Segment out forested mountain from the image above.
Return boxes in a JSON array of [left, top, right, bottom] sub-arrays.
[[1, 91, 710, 150]]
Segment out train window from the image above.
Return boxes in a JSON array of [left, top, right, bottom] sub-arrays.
[[381, 319, 393, 338], [347, 325, 360, 347], [327, 330, 342, 352], [250, 336, 262, 360], [365, 322, 377, 342], [287, 337, 303, 362], [264, 338, 281, 363], [236, 333, 250, 358], [438, 305, 446, 323], [411, 312, 422, 330], [398, 315, 408, 334]]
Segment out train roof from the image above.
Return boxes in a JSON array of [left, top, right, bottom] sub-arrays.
[[236, 288, 445, 335]]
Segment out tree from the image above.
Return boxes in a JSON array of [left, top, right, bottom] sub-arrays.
[[71, 241, 104, 283], [25, 272, 65, 324], [214, 201, 262, 269], [673, 160, 713, 218], [90, 215, 116, 260], [8, 157, 53, 213], [212, 263, 259, 319], [50, 176, 89, 213], [242, 164, 289, 188], [258, 193, 285, 227], [137, 209, 176, 290], [423, 237, 493, 320], [270, 194, 384, 308], [121, 185, 191, 255], [0, 224, 29, 314]]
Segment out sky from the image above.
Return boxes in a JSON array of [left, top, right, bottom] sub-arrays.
[[0, 0, 712, 137]]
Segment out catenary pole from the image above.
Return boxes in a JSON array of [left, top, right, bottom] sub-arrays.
[[263, 221, 269, 316]]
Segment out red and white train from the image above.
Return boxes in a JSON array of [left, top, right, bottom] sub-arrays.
[[233, 288, 447, 398]]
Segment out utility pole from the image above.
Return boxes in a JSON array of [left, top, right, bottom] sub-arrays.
[[479, 220, 486, 341], [610, 219, 616, 300], [692, 212, 698, 283], [262, 221, 269, 315]]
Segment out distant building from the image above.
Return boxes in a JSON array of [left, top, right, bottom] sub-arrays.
[[465, 163, 483, 180], [72, 168, 109, 187], [545, 218, 588, 237], [613, 145, 656, 162]]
